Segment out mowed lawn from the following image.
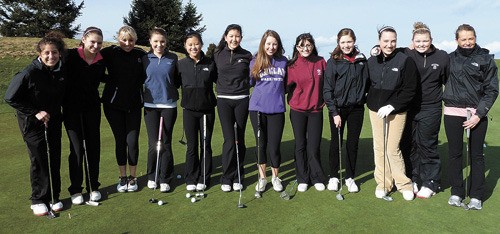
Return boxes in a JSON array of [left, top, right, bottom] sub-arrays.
[[0, 38, 499, 233]]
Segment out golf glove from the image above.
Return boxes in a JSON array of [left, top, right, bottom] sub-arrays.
[[377, 105, 394, 118]]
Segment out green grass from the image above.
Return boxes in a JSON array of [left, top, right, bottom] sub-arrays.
[[0, 39, 499, 233]]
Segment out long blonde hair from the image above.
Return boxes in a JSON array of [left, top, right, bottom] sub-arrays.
[[251, 30, 285, 80]]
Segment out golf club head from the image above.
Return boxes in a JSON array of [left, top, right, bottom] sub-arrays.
[[280, 191, 290, 200], [86, 201, 100, 206], [196, 193, 205, 198], [237, 203, 247, 208], [382, 196, 394, 202], [254, 191, 262, 198], [336, 194, 344, 201], [149, 198, 158, 203], [46, 210, 57, 219], [179, 140, 186, 145], [461, 203, 470, 211]]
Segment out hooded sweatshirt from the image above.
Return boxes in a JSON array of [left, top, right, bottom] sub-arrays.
[[249, 55, 287, 114]]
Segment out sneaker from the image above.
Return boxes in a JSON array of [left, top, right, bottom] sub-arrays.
[[375, 189, 386, 199], [416, 186, 435, 199], [468, 198, 482, 210], [314, 183, 325, 191], [127, 176, 138, 192], [186, 184, 197, 191], [50, 201, 63, 212], [345, 178, 359, 193], [298, 183, 308, 192], [402, 190, 414, 201], [117, 176, 128, 192], [221, 184, 231, 192], [147, 180, 157, 189], [448, 195, 462, 207], [71, 193, 84, 205], [413, 182, 419, 194], [90, 191, 101, 201], [327, 178, 339, 191], [233, 183, 243, 191], [30, 203, 48, 216], [160, 183, 170, 192], [196, 183, 206, 191], [271, 177, 283, 192], [255, 178, 267, 192]]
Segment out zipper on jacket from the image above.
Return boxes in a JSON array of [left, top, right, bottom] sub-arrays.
[[230, 50, 233, 63], [423, 53, 427, 68], [110, 87, 118, 103], [379, 57, 386, 107]]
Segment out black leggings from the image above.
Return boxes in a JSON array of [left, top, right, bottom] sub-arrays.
[[103, 105, 141, 166], [144, 107, 177, 184], [183, 109, 215, 185], [249, 111, 284, 168]]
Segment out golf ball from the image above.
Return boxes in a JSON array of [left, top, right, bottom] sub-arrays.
[[157, 200, 164, 206], [186, 193, 191, 198], [176, 174, 182, 179], [191, 197, 196, 203]]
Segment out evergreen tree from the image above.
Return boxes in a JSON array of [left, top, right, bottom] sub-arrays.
[[0, 0, 84, 38], [124, 0, 205, 52], [205, 43, 216, 58]]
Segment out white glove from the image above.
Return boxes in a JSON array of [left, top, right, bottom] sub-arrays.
[[377, 105, 395, 118]]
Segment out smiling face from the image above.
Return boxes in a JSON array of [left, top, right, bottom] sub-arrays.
[[339, 35, 355, 55], [264, 36, 278, 57], [184, 36, 202, 60], [412, 33, 432, 53], [224, 29, 242, 50], [39, 44, 60, 68], [379, 31, 397, 57], [118, 34, 136, 52], [296, 39, 314, 58], [82, 33, 103, 55], [149, 33, 167, 55], [456, 30, 476, 49]]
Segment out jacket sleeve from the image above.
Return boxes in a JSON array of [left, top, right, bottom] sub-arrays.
[[323, 58, 339, 116], [476, 55, 499, 118], [389, 57, 418, 112], [4, 69, 38, 115]]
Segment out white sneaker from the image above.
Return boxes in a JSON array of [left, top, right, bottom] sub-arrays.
[[160, 183, 170, 192], [297, 183, 308, 192], [375, 189, 386, 199], [221, 184, 231, 192], [30, 203, 48, 216], [90, 191, 101, 201], [327, 178, 339, 191], [468, 198, 482, 210], [416, 186, 435, 199], [147, 180, 157, 189], [271, 177, 283, 192], [233, 183, 243, 191], [255, 178, 267, 192], [448, 195, 462, 207], [314, 183, 325, 191], [345, 178, 359, 193], [186, 184, 197, 191], [71, 193, 84, 205], [196, 183, 206, 191], [127, 176, 138, 192], [402, 190, 414, 201], [117, 176, 128, 192], [413, 182, 419, 194], [50, 201, 64, 212]]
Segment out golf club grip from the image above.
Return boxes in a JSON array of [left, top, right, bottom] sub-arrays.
[[466, 110, 471, 138], [158, 117, 164, 141]]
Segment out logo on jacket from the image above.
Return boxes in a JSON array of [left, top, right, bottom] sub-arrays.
[[317, 69, 322, 76], [471, 62, 479, 67], [431, 63, 439, 70], [237, 59, 244, 63], [138, 58, 142, 63], [392, 68, 399, 72], [203, 68, 209, 71]]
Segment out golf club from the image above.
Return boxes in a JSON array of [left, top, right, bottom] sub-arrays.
[[462, 110, 472, 210], [336, 127, 344, 201], [80, 115, 99, 206], [280, 179, 298, 200], [234, 122, 246, 208], [179, 127, 186, 145], [149, 116, 163, 204], [44, 125, 58, 219], [382, 117, 394, 202], [255, 112, 263, 199], [199, 114, 207, 200]]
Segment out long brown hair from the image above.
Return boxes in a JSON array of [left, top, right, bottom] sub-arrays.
[[330, 28, 356, 60], [251, 30, 285, 80]]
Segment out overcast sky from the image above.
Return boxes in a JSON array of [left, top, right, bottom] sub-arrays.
[[74, 0, 500, 58]]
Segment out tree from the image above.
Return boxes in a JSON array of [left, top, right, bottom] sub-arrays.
[[0, 0, 84, 38], [205, 43, 216, 58], [124, 0, 206, 53]]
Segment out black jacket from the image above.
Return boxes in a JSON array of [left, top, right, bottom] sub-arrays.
[[176, 53, 217, 111], [323, 52, 369, 116], [366, 50, 418, 113], [63, 48, 106, 112], [213, 46, 252, 96], [404, 46, 449, 108], [443, 45, 499, 118], [100, 45, 146, 111]]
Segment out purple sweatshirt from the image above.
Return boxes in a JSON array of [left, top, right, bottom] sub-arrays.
[[249, 55, 287, 114]]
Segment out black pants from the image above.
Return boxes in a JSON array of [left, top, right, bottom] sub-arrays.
[[17, 113, 62, 205], [250, 111, 284, 168], [144, 107, 177, 184], [328, 105, 364, 179], [289, 109, 326, 184], [444, 114, 487, 200], [217, 97, 249, 185], [183, 109, 215, 186], [64, 106, 101, 195], [103, 105, 141, 166], [401, 106, 442, 191]]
